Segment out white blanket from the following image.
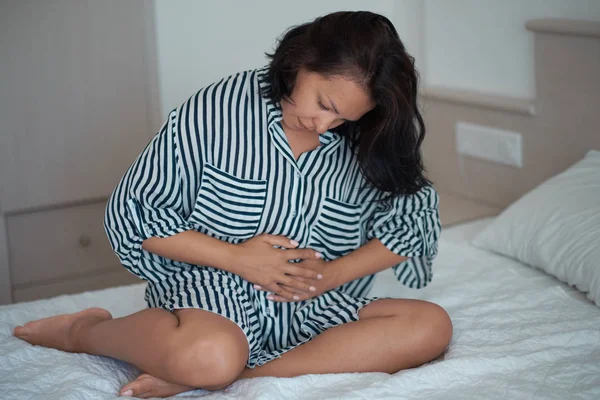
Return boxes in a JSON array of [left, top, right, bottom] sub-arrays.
[[1, 226, 600, 399]]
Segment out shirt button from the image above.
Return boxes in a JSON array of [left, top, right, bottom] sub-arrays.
[[292, 211, 297, 217]]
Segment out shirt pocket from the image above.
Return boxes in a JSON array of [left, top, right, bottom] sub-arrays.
[[309, 197, 362, 261], [189, 163, 267, 241]]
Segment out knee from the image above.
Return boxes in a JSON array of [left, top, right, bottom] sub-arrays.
[[414, 302, 453, 357], [165, 331, 248, 389]]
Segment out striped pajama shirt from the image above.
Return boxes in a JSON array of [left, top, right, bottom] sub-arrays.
[[104, 67, 441, 367]]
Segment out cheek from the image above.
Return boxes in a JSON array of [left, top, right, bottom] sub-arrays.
[[281, 101, 300, 125], [280, 100, 293, 116], [288, 100, 313, 118], [282, 104, 317, 120], [287, 90, 317, 118]]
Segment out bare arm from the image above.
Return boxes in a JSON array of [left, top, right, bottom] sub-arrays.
[[142, 231, 323, 300], [327, 239, 408, 287], [142, 231, 238, 273]]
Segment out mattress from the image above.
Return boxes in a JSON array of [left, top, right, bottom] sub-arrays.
[[1, 218, 599, 399]]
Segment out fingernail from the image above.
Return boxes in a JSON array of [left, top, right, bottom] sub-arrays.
[[290, 240, 299, 246], [293, 295, 300, 300], [267, 295, 274, 300], [122, 389, 133, 396], [317, 274, 323, 280], [254, 285, 262, 290], [309, 286, 316, 292], [315, 252, 323, 258]]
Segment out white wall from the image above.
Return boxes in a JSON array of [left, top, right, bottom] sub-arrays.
[[153, 0, 600, 117], [392, 0, 425, 81], [154, 0, 409, 117], [422, 0, 600, 98]]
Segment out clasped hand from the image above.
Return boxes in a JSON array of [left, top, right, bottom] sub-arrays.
[[232, 234, 334, 302]]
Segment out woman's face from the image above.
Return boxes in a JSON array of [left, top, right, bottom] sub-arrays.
[[280, 68, 375, 134]]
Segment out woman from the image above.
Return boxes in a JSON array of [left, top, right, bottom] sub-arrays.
[[13, 11, 451, 398]]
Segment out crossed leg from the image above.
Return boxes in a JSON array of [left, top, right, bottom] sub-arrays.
[[14, 298, 452, 398]]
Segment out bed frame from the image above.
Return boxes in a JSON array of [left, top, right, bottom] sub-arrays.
[[422, 18, 600, 222]]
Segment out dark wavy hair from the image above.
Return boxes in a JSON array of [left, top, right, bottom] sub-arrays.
[[263, 11, 430, 197]]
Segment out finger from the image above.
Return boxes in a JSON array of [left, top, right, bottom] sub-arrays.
[[254, 283, 295, 292], [269, 295, 291, 302], [263, 234, 299, 249], [281, 276, 317, 294], [285, 249, 323, 261], [279, 285, 310, 301], [293, 276, 309, 284], [266, 284, 296, 301], [278, 284, 304, 295], [284, 265, 323, 280], [270, 285, 305, 302]]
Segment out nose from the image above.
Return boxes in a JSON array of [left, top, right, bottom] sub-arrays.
[[314, 118, 330, 134]]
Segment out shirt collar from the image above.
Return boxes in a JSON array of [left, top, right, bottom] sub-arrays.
[[318, 130, 339, 146], [256, 67, 283, 129]]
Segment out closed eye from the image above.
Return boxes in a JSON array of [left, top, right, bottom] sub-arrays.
[[318, 100, 349, 122], [319, 97, 351, 122]]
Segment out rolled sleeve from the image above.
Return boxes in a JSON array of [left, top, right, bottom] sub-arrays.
[[104, 109, 194, 275], [367, 185, 441, 289], [125, 197, 192, 241]]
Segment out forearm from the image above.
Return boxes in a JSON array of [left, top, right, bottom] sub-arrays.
[[327, 239, 407, 288], [142, 230, 239, 274]]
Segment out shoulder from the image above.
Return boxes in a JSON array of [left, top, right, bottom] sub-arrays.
[[173, 67, 268, 116], [189, 69, 260, 109], [166, 68, 271, 155], [166, 67, 268, 132]]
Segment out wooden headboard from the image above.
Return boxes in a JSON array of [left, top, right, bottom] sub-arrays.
[[421, 19, 600, 224]]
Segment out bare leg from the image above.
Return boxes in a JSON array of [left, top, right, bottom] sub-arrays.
[[242, 299, 452, 377], [122, 299, 452, 398], [13, 308, 112, 352], [13, 307, 249, 392]]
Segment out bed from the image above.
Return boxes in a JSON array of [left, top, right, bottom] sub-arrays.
[[2, 17, 600, 400], [1, 217, 599, 399]]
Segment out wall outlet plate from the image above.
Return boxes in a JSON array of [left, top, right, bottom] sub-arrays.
[[456, 122, 523, 168]]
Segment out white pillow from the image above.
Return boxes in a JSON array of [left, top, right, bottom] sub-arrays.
[[472, 150, 600, 307]]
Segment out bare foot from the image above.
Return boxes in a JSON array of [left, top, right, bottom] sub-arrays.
[[13, 307, 112, 352], [120, 373, 195, 398]]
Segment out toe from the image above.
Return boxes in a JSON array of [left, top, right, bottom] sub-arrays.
[[120, 373, 193, 398], [13, 326, 29, 338], [120, 374, 152, 397], [120, 383, 137, 397]]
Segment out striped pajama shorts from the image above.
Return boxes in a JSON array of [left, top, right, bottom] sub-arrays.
[[141, 255, 377, 368]]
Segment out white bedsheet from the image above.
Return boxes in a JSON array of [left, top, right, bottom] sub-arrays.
[[1, 221, 600, 399]]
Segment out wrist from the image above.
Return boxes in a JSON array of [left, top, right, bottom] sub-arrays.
[[325, 259, 346, 290], [211, 241, 242, 274]]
